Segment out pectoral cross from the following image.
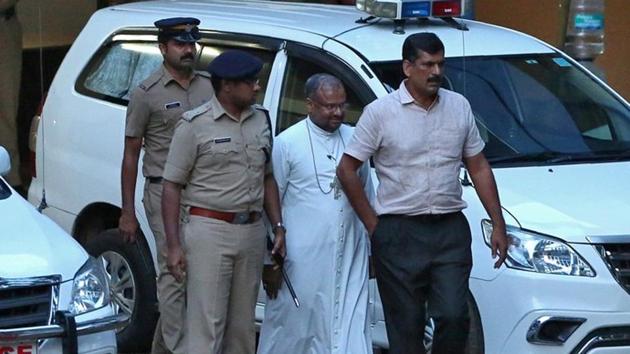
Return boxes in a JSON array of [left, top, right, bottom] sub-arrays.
[[330, 176, 342, 200]]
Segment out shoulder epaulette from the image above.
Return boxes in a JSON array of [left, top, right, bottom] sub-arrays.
[[138, 70, 163, 91], [196, 70, 212, 79], [254, 104, 274, 144], [182, 101, 213, 122], [253, 104, 268, 112]]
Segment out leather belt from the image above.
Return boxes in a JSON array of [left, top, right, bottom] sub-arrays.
[[189, 207, 261, 224], [382, 211, 460, 223], [2, 6, 15, 21], [147, 176, 163, 184]]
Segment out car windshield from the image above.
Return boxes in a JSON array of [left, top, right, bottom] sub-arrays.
[[370, 54, 630, 166]]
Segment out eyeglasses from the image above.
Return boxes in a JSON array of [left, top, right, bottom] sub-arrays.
[[310, 99, 349, 112]]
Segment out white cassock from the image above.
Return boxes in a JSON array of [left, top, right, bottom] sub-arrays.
[[258, 118, 374, 354]]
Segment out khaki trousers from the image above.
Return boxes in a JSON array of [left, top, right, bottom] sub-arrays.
[[0, 11, 22, 186], [143, 181, 187, 354], [182, 214, 265, 354]]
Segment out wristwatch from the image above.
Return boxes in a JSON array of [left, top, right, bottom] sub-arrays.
[[272, 222, 286, 233]]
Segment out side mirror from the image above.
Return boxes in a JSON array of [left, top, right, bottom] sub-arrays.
[[0, 146, 11, 177]]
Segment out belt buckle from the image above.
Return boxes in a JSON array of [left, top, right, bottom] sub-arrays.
[[232, 212, 250, 224]]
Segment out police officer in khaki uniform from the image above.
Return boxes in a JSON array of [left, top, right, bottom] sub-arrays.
[[162, 50, 286, 354], [0, 0, 22, 188], [119, 17, 213, 354]]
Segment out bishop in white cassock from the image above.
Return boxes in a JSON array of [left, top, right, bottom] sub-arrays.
[[258, 74, 374, 354]]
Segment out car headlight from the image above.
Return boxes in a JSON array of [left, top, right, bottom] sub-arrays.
[[69, 257, 111, 314], [481, 220, 595, 276]]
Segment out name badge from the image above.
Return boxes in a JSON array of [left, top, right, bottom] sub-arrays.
[[164, 101, 181, 110], [214, 137, 231, 144]]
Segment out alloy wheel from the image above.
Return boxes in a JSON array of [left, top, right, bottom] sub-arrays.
[[100, 251, 136, 331]]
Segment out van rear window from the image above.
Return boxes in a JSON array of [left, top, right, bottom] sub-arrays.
[[76, 41, 163, 105], [76, 39, 275, 106]]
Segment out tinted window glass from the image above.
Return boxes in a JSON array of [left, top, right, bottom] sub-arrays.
[[277, 56, 364, 133], [0, 177, 11, 200], [78, 39, 275, 106], [371, 55, 630, 165]]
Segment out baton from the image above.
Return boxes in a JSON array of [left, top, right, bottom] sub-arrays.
[[267, 237, 300, 308], [280, 261, 300, 308]]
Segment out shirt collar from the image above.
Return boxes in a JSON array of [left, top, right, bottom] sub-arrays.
[[210, 95, 255, 122], [398, 80, 441, 110], [160, 65, 176, 86], [306, 116, 338, 137], [160, 64, 200, 87]]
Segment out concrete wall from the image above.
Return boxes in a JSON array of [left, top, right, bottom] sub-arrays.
[[17, 0, 96, 49], [475, 0, 629, 100]]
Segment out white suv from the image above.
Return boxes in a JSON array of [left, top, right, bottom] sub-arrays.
[[29, 1, 630, 353], [0, 146, 128, 353]]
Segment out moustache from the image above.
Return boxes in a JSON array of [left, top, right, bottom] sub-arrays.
[[180, 54, 194, 61], [428, 76, 443, 83]]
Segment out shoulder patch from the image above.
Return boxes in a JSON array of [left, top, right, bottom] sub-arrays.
[[138, 70, 163, 91], [182, 101, 213, 122]]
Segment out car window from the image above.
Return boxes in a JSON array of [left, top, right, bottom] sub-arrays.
[[77, 39, 275, 106], [0, 177, 11, 200], [83, 42, 162, 101], [276, 55, 365, 133]]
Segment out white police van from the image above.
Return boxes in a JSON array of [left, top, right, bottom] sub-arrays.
[[28, 0, 630, 352]]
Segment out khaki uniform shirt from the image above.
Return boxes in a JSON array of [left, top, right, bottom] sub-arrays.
[[125, 65, 213, 178], [345, 81, 485, 216], [163, 96, 272, 213]]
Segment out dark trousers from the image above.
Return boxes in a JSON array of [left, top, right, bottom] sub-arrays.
[[372, 212, 473, 354]]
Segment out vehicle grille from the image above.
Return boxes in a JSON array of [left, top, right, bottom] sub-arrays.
[[597, 243, 630, 295], [0, 284, 53, 329]]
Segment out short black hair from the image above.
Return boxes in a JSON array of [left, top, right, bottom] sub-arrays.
[[304, 73, 344, 100], [157, 34, 169, 44], [402, 32, 445, 62]]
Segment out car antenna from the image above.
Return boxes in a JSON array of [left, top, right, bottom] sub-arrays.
[[355, 15, 377, 24], [35, 1, 48, 213], [440, 17, 469, 31]]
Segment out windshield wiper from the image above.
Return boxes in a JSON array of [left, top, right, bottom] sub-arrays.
[[488, 151, 599, 164], [596, 149, 630, 161], [488, 152, 562, 164]]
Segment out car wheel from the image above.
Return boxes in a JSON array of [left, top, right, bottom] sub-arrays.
[[84, 228, 158, 352], [423, 292, 484, 354]]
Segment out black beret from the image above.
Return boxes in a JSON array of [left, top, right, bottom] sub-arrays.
[[154, 17, 201, 43], [207, 50, 263, 80]]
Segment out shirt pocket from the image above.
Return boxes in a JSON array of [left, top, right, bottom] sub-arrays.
[[245, 137, 269, 170], [199, 140, 242, 172], [155, 106, 184, 130], [438, 128, 466, 160]]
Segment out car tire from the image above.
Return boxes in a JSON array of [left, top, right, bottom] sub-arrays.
[[464, 292, 484, 354], [84, 228, 158, 353], [422, 292, 484, 353]]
